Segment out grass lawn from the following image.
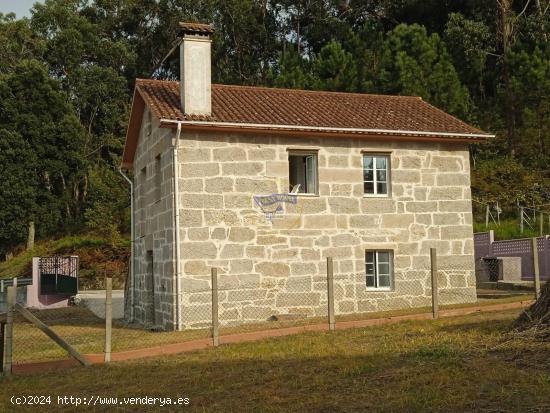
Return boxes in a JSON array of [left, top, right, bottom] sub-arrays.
[[1, 308, 549, 412], [7, 295, 532, 363]]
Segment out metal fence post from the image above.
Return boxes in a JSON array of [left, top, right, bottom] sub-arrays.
[[327, 257, 335, 331], [520, 207, 524, 233], [430, 248, 439, 319], [532, 238, 541, 300], [4, 285, 15, 376], [211, 268, 219, 347], [104, 277, 112, 363]]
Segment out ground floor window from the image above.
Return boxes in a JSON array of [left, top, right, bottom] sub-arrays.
[[366, 250, 393, 290]]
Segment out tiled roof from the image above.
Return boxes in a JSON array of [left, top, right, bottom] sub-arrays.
[[135, 79, 489, 137], [178, 22, 215, 36]]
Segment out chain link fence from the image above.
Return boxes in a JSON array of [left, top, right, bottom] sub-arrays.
[[1, 248, 535, 375]]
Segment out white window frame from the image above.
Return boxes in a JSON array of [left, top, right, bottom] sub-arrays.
[[363, 154, 391, 197], [288, 150, 319, 196], [365, 250, 394, 291]]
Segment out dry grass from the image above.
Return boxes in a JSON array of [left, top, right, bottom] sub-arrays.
[[1, 309, 549, 412]]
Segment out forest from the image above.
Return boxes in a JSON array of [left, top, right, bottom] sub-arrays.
[[0, 0, 549, 257]]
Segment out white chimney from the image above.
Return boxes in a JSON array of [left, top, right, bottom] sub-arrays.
[[179, 22, 214, 116]]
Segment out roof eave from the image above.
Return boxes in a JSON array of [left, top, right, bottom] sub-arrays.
[[121, 88, 146, 169], [159, 119, 494, 142]]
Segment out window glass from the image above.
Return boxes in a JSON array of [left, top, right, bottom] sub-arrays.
[[363, 154, 390, 196], [289, 153, 318, 194], [377, 182, 387, 194], [365, 250, 393, 290], [376, 157, 386, 169]]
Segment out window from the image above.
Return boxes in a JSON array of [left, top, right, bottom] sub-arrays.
[[363, 154, 390, 196], [366, 250, 393, 290], [154, 154, 162, 202], [288, 152, 318, 195]]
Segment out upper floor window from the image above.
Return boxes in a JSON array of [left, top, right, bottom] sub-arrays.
[[288, 151, 318, 195], [363, 154, 390, 196], [366, 250, 393, 291]]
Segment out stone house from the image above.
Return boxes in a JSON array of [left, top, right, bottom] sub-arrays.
[[121, 22, 493, 330]]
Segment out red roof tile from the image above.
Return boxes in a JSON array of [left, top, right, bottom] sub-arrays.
[[136, 79, 489, 136], [178, 22, 215, 36]]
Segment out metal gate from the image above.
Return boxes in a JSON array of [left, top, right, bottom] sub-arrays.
[[39, 256, 79, 295]]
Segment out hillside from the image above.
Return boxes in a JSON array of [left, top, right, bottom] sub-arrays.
[[0, 235, 129, 290], [0, 1, 549, 259]]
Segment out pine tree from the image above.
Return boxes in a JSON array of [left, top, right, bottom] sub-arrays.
[[312, 40, 358, 92], [270, 45, 310, 89], [378, 24, 471, 119]]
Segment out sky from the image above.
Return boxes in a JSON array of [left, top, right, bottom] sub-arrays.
[[0, 0, 43, 18]]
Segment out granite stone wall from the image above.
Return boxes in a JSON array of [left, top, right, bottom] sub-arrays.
[[131, 108, 177, 329], [176, 132, 477, 329]]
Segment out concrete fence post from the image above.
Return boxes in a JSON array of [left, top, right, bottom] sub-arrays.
[[326, 257, 335, 331], [0, 321, 5, 373], [488, 230, 495, 256], [104, 277, 112, 363], [211, 268, 219, 347], [540, 212, 544, 236], [532, 238, 541, 300], [430, 248, 439, 319], [3, 285, 15, 376]]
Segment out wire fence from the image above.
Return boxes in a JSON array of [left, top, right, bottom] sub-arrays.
[[0, 248, 537, 375]]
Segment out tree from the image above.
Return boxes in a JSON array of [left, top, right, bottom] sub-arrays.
[[444, 13, 493, 101], [269, 44, 311, 89], [377, 23, 472, 119], [0, 59, 88, 239], [312, 40, 358, 92], [508, 46, 550, 165], [0, 129, 37, 256], [0, 13, 44, 74]]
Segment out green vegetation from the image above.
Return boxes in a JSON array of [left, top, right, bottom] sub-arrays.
[[1, 309, 549, 412], [0, 235, 129, 289], [0, 1, 549, 258], [473, 219, 546, 240]]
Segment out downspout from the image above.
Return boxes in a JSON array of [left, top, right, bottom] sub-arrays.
[[118, 168, 135, 322], [173, 123, 183, 330]]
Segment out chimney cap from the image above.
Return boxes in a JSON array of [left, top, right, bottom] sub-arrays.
[[178, 22, 215, 36]]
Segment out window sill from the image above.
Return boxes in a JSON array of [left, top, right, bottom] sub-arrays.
[[366, 288, 392, 292], [363, 194, 391, 198], [287, 193, 319, 198]]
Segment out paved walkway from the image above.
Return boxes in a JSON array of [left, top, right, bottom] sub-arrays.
[[76, 290, 125, 319], [12, 299, 533, 375]]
